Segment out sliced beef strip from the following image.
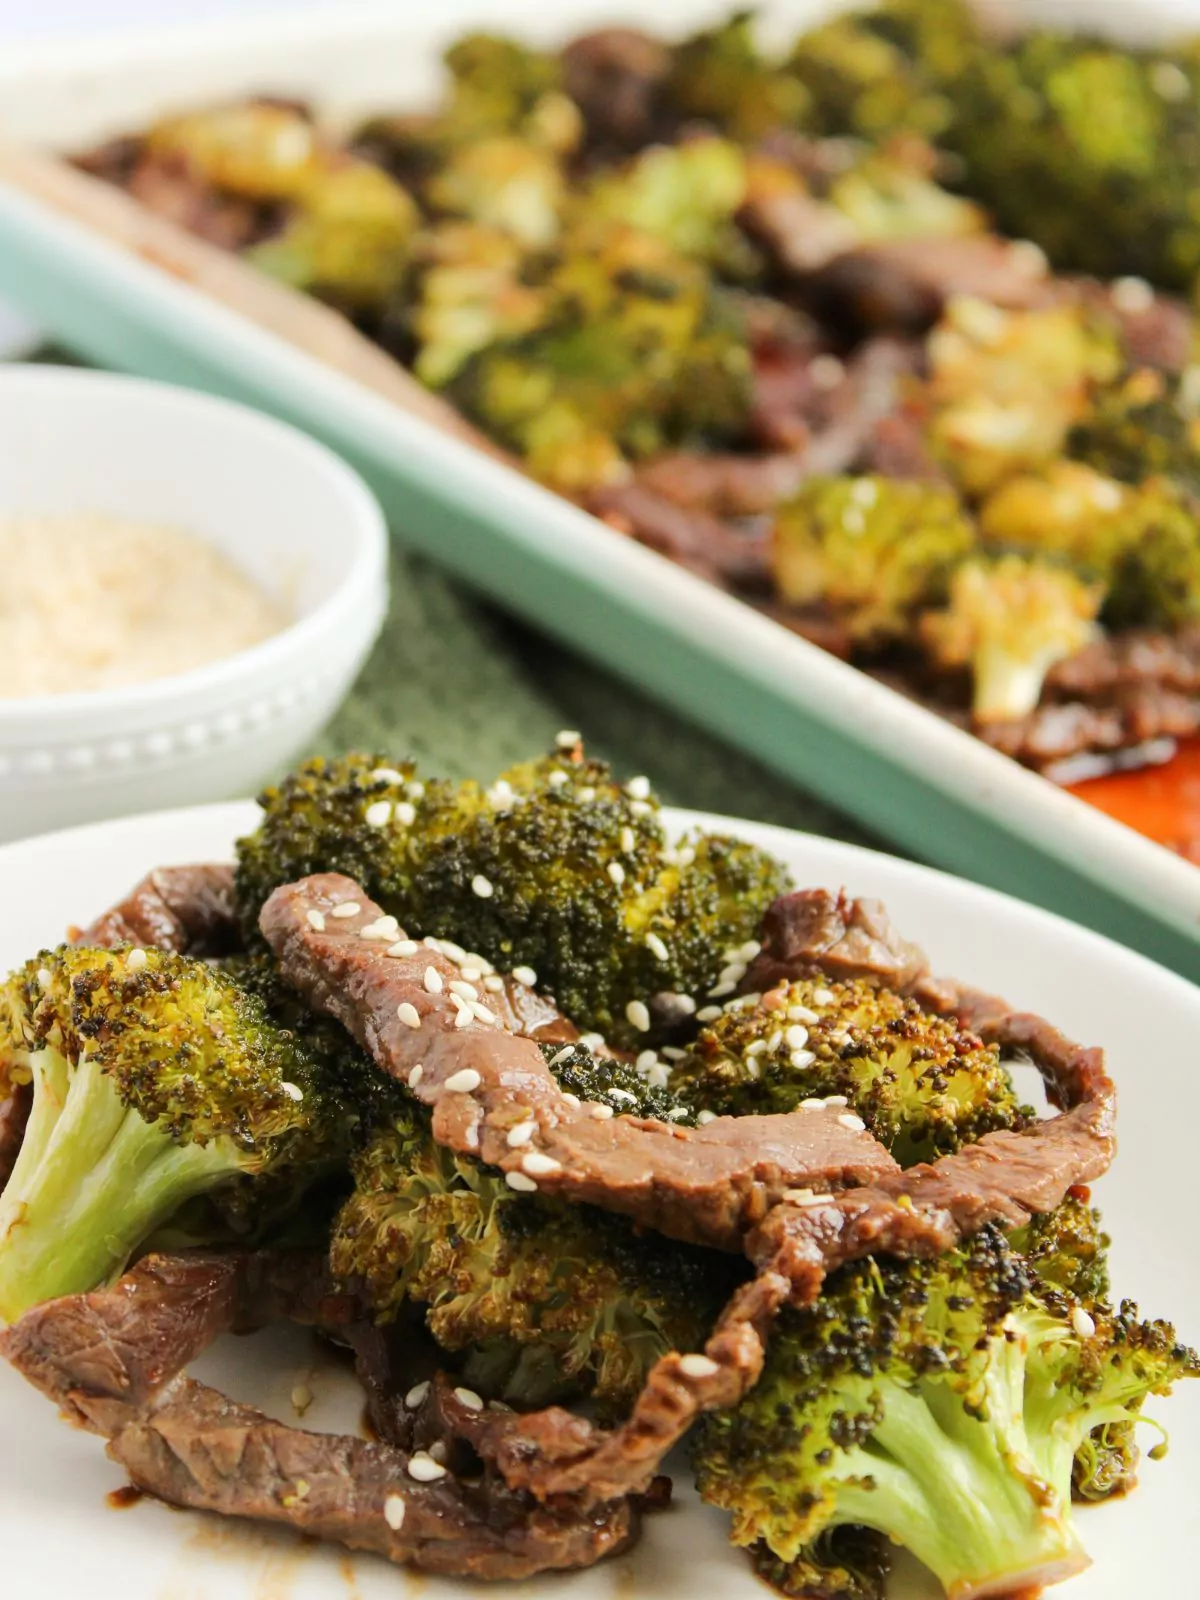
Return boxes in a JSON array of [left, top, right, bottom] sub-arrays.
[[0, 1251, 637, 1580], [560, 28, 672, 156], [75, 863, 241, 958], [587, 481, 771, 589], [259, 875, 901, 1253]]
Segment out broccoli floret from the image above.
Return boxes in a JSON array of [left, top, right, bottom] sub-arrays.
[[926, 296, 1121, 497], [408, 223, 547, 388], [1014, 1191, 1111, 1307], [785, 14, 957, 143], [753, 1526, 891, 1600], [1068, 367, 1200, 501], [546, 1039, 691, 1124], [144, 101, 324, 200], [247, 161, 418, 310], [979, 460, 1131, 574], [441, 32, 579, 153], [235, 749, 790, 1049], [330, 1098, 728, 1415], [919, 555, 1102, 722], [582, 137, 752, 271], [665, 11, 810, 143], [671, 977, 1026, 1166], [0, 945, 349, 1320], [772, 475, 976, 646], [943, 35, 1200, 289], [824, 138, 985, 242], [694, 1221, 1198, 1599], [1101, 482, 1200, 633], [426, 136, 564, 248]]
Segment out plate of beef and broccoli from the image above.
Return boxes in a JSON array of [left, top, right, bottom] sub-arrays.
[[7, 0, 1200, 969], [0, 745, 1196, 1599]]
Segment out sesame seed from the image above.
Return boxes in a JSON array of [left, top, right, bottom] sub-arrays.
[[405, 1382, 430, 1408], [422, 967, 443, 995], [407, 1452, 447, 1483], [809, 353, 845, 389], [629, 800, 652, 818], [824, 1094, 849, 1107], [291, 1382, 313, 1413], [766, 1030, 783, 1052], [745, 1058, 761, 1080], [370, 767, 406, 784], [453, 1006, 474, 1030], [547, 769, 568, 789], [395, 801, 417, 827], [397, 1002, 421, 1029], [661, 847, 678, 866], [580, 788, 596, 805], [1008, 238, 1048, 277], [645, 932, 669, 962], [35, 967, 51, 989], [506, 1169, 539, 1192], [626, 999, 651, 1032], [783, 1188, 813, 1203], [744, 1040, 768, 1057], [791, 1050, 816, 1071], [718, 961, 747, 986], [471, 874, 494, 899], [609, 1088, 638, 1104], [636, 1050, 659, 1072], [423, 936, 440, 949], [647, 1064, 671, 1090], [696, 1109, 717, 1125], [580, 1032, 606, 1051], [522, 1150, 561, 1177], [785, 1025, 809, 1050], [449, 980, 479, 1003], [1152, 59, 1191, 101], [665, 1107, 689, 1121], [796, 1192, 834, 1207], [707, 981, 736, 999], [483, 975, 505, 993], [555, 729, 581, 749], [661, 1046, 686, 1061], [788, 1005, 819, 1024], [507, 1120, 537, 1147], [306, 909, 326, 933], [460, 966, 482, 983], [1071, 1306, 1097, 1339], [548, 1046, 575, 1068], [384, 1494, 406, 1531], [406, 781, 425, 802], [678, 1354, 719, 1379], [280, 1081, 304, 1102], [587, 1102, 614, 1119], [607, 861, 626, 887], [810, 987, 835, 1005], [512, 965, 537, 987], [620, 826, 636, 854], [696, 1005, 722, 1023], [849, 478, 878, 510], [561, 1092, 582, 1109], [1112, 275, 1155, 315], [487, 780, 514, 811], [464, 1120, 480, 1150], [331, 901, 361, 919], [838, 1112, 867, 1132], [387, 939, 420, 957], [470, 1002, 497, 1025], [126, 947, 148, 972], [365, 800, 392, 827], [408, 1065, 424, 1088], [444, 1068, 482, 1094], [666, 992, 696, 1015], [361, 915, 400, 940], [454, 1387, 484, 1412], [800, 1098, 826, 1110], [677, 846, 695, 868]]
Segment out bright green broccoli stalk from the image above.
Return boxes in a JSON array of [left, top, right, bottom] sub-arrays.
[[235, 748, 790, 1049], [671, 977, 1027, 1166], [919, 555, 1102, 722], [772, 475, 976, 646], [693, 1220, 1198, 1600], [0, 945, 349, 1320], [330, 1097, 729, 1415]]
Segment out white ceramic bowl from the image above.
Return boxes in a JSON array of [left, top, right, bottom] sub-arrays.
[[0, 366, 387, 840]]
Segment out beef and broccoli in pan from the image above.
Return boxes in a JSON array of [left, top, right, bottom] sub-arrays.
[[0, 745, 1194, 1598], [74, 2, 1200, 808]]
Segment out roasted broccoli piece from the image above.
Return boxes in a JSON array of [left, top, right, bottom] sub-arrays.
[[824, 138, 985, 242], [919, 555, 1102, 722], [0, 945, 349, 1320], [408, 222, 547, 387], [441, 32, 579, 153], [671, 977, 1026, 1166], [246, 161, 418, 310], [978, 460, 1131, 574], [785, 14, 954, 143], [1101, 482, 1200, 633], [330, 1097, 728, 1415], [926, 297, 1121, 496], [694, 1220, 1198, 1599], [235, 750, 790, 1049], [943, 34, 1200, 289], [753, 1525, 891, 1600], [144, 101, 324, 200], [772, 475, 976, 646], [665, 11, 810, 143], [1068, 367, 1200, 501], [426, 136, 564, 247], [582, 137, 752, 270]]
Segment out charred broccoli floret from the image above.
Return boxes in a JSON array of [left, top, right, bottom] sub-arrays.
[[825, 138, 985, 242], [772, 475, 976, 645], [426, 136, 564, 247], [0, 945, 349, 1320], [919, 555, 1102, 722], [665, 11, 810, 143], [1101, 483, 1200, 633], [144, 101, 325, 200], [1068, 367, 1200, 501], [330, 1098, 727, 1414], [409, 223, 547, 387], [671, 977, 1026, 1166], [785, 13, 957, 143], [582, 137, 751, 270], [440, 32, 579, 152], [978, 460, 1131, 574], [694, 1220, 1198, 1600], [235, 750, 790, 1049]]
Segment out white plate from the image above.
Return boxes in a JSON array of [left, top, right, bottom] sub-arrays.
[[0, 801, 1196, 1600]]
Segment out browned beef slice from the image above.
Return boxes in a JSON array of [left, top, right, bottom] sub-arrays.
[[587, 481, 771, 589], [743, 886, 937, 998], [258, 874, 901, 1252], [561, 29, 672, 154], [76, 864, 240, 957]]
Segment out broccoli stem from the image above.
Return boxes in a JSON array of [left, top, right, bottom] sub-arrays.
[[832, 1366, 1090, 1599], [0, 1049, 241, 1322]]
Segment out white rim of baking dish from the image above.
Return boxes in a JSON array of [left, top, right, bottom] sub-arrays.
[[0, 365, 388, 725]]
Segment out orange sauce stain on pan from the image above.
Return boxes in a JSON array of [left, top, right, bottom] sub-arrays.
[[107, 1484, 145, 1510], [1069, 737, 1200, 862]]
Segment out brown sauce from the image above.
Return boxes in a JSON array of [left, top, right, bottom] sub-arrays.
[[106, 1484, 145, 1510]]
